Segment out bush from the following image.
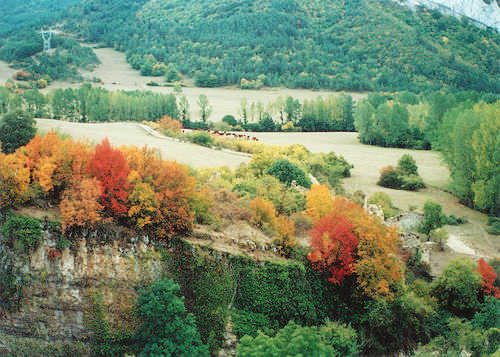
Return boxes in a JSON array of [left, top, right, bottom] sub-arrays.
[[486, 217, 500, 235], [398, 154, 418, 175], [429, 228, 448, 250], [232, 310, 275, 338], [266, 159, 311, 188], [400, 174, 426, 191], [319, 320, 361, 357], [2, 215, 42, 253], [431, 258, 483, 317], [447, 215, 467, 225], [421, 200, 447, 234], [237, 321, 334, 357], [377, 166, 403, 189], [368, 192, 400, 218], [222, 114, 237, 127], [186, 131, 214, 147]]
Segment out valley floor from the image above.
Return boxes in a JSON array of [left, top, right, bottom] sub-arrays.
[[36, 119, 500, 274]]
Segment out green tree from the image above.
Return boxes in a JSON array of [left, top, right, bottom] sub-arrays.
[[421, 200, 447, 234], [198, 94, 212, 123], [222, 114, 237, 127], [319, 320, 360, 357], [266, 159, 311, 188], [179, 95, 191, 126], [236, 321, 334, 357], [135, 278, 209, 357], [0, 109, 36, 153], [431, 258, 483, 317]]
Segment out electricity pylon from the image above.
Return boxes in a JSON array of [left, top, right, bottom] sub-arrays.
[[40, 28, 53, 52]]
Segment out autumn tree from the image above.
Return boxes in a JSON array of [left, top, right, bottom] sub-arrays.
[[59, 178, 106, 231], [0, 152, 30, 207], [308, 213, 358, 284], [87, 138, 130, 217], [476, 258, 500, 299], [305, 184, 334, 224], [308, 197, 403, 300]]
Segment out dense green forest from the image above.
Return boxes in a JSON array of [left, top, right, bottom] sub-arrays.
[[0, 29, 99, 82], [63, 0, 500, 92]]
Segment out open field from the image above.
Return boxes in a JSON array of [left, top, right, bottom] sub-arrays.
[[31, 47, 368, 122], [36, 119, 499, 262], [36, 119, 250, 169], [0, 60, 18, 84]]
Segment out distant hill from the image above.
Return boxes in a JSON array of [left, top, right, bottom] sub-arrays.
[[2, 0, 499, 92]]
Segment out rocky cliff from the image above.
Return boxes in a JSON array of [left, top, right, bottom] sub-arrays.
[[0, 224, 164, 351], [394, 0, 500, 30]]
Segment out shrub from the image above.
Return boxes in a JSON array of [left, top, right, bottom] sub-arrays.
[[249, 197, 277, 234], [447, 214, 467, 225], [2, 215, 42, 253], [421, 200, 448, 234], [266, 159, 311, 188], [158, 115, 182, 134], [486, 217, 500, 235], [135, 278, 209, 357], [273, 215, 296, 256], [377, 166, 403, 189], [398, 154, 418, 175], [221, 114, 237, 127], [429, 228, 448, 250], [400, 174, 426, 191], [368, 192, 400, 218], [319, 320, 361, 357], [432, 258, 483, 317], [186, 131, 214, 147], [231, 310, 275, 338], [237, 321, 334, 357]]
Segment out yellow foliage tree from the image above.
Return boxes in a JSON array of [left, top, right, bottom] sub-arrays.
[[305, 184, 334, 223], [0, 152, 30, 207]]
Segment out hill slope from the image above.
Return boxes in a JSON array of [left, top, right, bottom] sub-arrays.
[[63, 0, 500, 92]]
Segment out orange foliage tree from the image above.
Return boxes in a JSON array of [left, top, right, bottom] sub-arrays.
[[305, 184, 334, 224], [122, 145, 196, 236], [250, 197, 296, 255], [152, 160, 195, 236], [308, 196, 403, 300], [20, 131, 92, 196], [158, 115, 182, 134], [59, 178, 106, 230], [476, 258, 500, 299], [88, 138, 130, 216]]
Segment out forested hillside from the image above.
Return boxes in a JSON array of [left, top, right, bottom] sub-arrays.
[[64, 0, 500, 92]]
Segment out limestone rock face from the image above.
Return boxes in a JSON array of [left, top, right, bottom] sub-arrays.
[[394, 0, 500, 31], [0, 227, 163, 342]]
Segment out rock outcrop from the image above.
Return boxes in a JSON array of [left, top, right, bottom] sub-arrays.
[[394, 0, 500, 31]]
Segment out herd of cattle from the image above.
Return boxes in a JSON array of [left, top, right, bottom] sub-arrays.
[[187, 128, 259, 141]]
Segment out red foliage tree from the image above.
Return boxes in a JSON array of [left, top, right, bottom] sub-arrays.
[[308, 213, 358, 284], [87, 138, 130, 216], [476, 258, 500, 299]]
